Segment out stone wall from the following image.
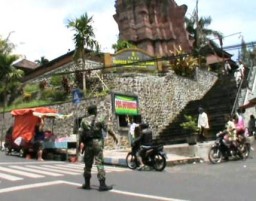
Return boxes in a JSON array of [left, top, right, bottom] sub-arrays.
[[0, 69, 217, 149]]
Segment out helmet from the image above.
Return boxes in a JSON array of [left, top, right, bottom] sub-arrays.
[[140, 122, 149, 130]]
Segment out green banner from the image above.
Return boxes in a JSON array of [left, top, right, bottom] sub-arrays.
[[114, 95, 138, 115]]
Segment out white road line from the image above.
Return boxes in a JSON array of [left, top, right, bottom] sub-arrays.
[[0, 161, 64, 165], [0, 172, 23, 181], [25, 165, 79, 175], [10, 166, 63, 176], [62, 181, 189, 201], [0, 166, 44, 178], [0, 180, 190, 201], [111, 189, 189, 201], [57, 164, 84, 169], [57, 164, 129, 172], [41, 165, 83, 173], [0, 180, 64, 194]]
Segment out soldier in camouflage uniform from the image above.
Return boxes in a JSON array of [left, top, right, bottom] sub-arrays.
[[79, 105, 117, 191]]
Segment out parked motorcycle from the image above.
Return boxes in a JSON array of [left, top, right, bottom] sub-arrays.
[[126, 144, 167, 171], [208, 131, 250, 164]]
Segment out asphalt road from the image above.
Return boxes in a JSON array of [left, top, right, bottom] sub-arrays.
[[0, 143, 255, 201]]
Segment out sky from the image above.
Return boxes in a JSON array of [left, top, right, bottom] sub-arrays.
[[0, 0, 255, 62]]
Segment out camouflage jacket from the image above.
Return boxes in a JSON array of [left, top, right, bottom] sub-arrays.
[[79, 114, 107, 143]]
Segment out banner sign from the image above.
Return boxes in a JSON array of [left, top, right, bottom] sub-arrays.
[[104, 48, 157, 71], [112, 93, 139, 115], [113, 49, 156, 69]]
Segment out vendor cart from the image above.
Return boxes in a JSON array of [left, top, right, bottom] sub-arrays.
[[4, 107, 74, 159]]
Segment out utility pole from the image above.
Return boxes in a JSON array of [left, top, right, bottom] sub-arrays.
[[195, 0, 200, 66], [195, 0, 199, 50]]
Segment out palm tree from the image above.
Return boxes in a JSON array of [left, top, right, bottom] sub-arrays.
[[0, 34, 24, 148], [35, 56, 49, 66], [67, 13, 98, 61], [185, 15, 223, 57], [0, 34, 24, 107], [67, 12, 99, 91]]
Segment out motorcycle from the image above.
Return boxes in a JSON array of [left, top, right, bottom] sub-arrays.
[[208, 131, 250, 164], [126, 144, 167, 171]]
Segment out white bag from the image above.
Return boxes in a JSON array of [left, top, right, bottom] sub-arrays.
[[14, 137, 23, 146]]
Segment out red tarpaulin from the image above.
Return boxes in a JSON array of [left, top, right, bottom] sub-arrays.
[[11, 107, 58, 142]]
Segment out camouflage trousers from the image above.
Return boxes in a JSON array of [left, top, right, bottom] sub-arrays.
[[83, 139, 105, 181]]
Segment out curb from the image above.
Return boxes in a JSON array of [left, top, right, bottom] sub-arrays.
[[103, 156, 204, 168], [104, 158, 127, 167], [166, 157, 203, 166]]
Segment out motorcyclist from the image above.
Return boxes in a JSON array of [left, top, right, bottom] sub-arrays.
[[131, 125, 145, 170], [223, 114, 237, 143], [131, 123, 152, 170]]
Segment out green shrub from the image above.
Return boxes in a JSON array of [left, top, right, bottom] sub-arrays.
[[50, 75, 62, 87], [24, 83, 39, 93], [180, 115, 199, 134]]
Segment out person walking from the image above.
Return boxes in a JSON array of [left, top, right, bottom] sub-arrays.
[[247, 114, 256, 137], [197, 107, 209, 142], [224, 60, 231, 75], [234, 60, 245, 87], [79, 105, 117, 191]]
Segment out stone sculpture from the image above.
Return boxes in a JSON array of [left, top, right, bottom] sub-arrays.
[[114, 0, 193, 57]]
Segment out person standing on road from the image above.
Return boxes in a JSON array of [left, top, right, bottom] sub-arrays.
[[197, 107, 209, 142], [127, 116, 139, 146], [79, 105, 117, 191], [247, 114, 256, 137]]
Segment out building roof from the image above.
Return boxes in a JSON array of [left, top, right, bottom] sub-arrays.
[[22, 49, 104, 83], [13, 59, 38, 70]]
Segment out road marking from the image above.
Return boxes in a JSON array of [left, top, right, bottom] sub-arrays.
[[111, 189, 189, 201], [9, 166, 63, 176], [57, 163, 130, 172], [0, 180, 64, 194], [25, 165, 79, 175], [0, 180, 189, 201], [0, 172, 23, 181], [0, 164, 130, 181], [0, 161, 63, 165], [41, 165, 83, 173], [62, 181, 190, 201], [0, 166, 44, 178]]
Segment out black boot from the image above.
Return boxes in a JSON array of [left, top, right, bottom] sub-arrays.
[[82, 176, 91, 190], [99, 179, 113, 191]]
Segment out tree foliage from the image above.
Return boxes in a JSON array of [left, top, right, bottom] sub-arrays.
[[112, 39, 136, 53], [67, 12, 99, 63], [0, 34, 24, 107], [169, 45, 198, 78], [185, 15, 223, 57], [35, 56, 49, 66]]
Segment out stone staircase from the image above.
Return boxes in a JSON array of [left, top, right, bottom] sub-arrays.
[[156, 73, 240, 145]]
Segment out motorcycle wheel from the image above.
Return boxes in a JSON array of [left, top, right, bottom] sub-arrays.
[[208, 146, 223, 164], [152, 153, 166, 171], [242, 143, 250, 159], [4, 147, 11, 155], [19, 149, 25, 158], [126, 152, 138, 169]]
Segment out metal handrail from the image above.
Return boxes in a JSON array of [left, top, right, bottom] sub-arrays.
[[231, 78, 244, 115], [231, 64, 254, 115]]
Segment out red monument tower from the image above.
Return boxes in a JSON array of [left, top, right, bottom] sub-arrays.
[[114, 0, 193, 57]]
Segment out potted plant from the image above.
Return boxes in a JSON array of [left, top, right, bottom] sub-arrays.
[[180, 115, 199, 145]]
